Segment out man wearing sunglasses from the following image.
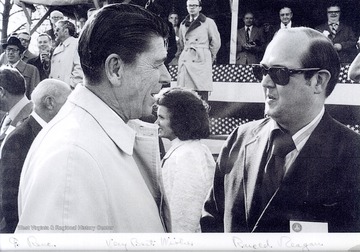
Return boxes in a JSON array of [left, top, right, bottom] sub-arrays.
[[201, 27, 360, 232]]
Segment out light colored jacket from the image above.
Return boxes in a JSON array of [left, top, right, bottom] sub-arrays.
[[162, 138, 215, 232], [16, 85, 165, 233], [177, 13, 221, 91], [49, 36, 83, 88]]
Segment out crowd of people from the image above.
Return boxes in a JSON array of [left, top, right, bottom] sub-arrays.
[[236, 3, 358, 65], [0, 0, 359, 235]]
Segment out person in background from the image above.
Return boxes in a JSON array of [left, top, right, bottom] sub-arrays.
[[275, 7, 297, 30], [168, 11, 181, 66], [49, 20, 83, 89], [236, 12, 265, 65], [2, 36, 40, 99], [46, 10, 64, 48], [201, 27, 360, 232], [28, 33, 52, 81], [0, 79, 71, 233], [145, 0, 177, 69], [17, 32, 37, 63], [315, 3, 357, 63], [177, 0, 221, 101], [16, 3, 171, 233], [155, 87, 215, 232]]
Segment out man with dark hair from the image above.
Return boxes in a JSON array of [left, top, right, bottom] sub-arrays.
[[2, 36, 40, 99], [0, 79, 71, 233], [201, 27, 360, 232], [0, 67, 33, 149], [28, 33, 52, 81], [49, 20, 83, 88], [17, 3, 171, 233], [315, 3, 357, 63], [17, 31, 37, 63]]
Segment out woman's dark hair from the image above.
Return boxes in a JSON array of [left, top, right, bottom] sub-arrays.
[[156, 88, 210, 140], [78, 3, 169, 84]]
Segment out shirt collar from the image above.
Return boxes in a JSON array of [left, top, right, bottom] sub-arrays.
[[8, 96, 30, 121], [328, 22, 339, 25], [270, 106, 325, 150], [8, 60, 20, 68], [281, 21, 292, 28], [67, 85, 136, 155], [31, 111, 47, 128]]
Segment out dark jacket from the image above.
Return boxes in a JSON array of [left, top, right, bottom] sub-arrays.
[[0, 116, 42, 232], [201, 112, 360, 232]]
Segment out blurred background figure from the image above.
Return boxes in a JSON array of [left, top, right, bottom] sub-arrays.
[[0, 79, 71, 233], [315, 3, 357, 63], [17, 32, 37, 63], [46, 10, 64, 48], [168, 10, 181, 66], [155, 87, 215, 232], [28, 33, 52, 81], [2, 36, 40, 99], [177, 0, 221, 101], [49, 20, 83, 89], [236, 11, 265, 65]]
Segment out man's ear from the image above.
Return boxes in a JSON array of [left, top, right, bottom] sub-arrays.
[[104, 53, 123, 87], [43, 96, 55, 110], [314, 69, 331, 94]]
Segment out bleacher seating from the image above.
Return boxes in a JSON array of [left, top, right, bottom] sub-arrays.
[[169, 64, 360, 136]]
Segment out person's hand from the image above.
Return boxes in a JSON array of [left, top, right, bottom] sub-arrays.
[[41, 53, 50, 63], [333, 43, 342, 51]]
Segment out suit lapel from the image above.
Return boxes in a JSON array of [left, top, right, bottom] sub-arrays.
[[243, 121, 271, 228]]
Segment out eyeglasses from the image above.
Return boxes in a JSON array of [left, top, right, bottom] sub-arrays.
[[327, 11, 340, 14], [5, 48, 20, 53], [252, 64, 320, 86], [19, 38, 30, 43], [187, 4, 199, 8]]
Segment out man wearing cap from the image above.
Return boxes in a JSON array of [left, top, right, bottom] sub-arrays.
[[2, 36, 40, 99]]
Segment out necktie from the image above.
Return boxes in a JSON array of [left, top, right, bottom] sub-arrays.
[[246, 27, 250, 43], [261, 129, 295, 208], [330, 23, 338, 35], [0, 113, 12, 136]]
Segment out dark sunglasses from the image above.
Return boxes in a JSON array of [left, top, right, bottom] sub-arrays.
[[252, 64, 320, 86]]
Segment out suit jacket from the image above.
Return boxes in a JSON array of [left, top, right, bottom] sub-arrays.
[[28, 56, 50, 81], [315, 23, 357, 63], [0, 116, 42, 233], [21, 50, 37, 63], [49, 36, 83, 88], [201, 112, 360, 232], [236, 26, 265, 65], [0, 101, 33, 145], [15, 60, 40, 99]]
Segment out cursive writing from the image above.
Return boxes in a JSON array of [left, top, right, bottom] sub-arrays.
[[130, 238, 156, 247], [161, 236, 194, 247], [27, 236, 57, 248], [278, 236, 324, 251], [105, 238, 128, 250], [233, 236, 273, 249], [9, 237, 20, 248]]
